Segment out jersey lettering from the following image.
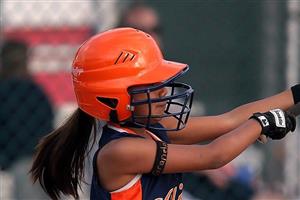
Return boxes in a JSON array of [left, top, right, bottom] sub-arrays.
[[154, 183, 183, 200]]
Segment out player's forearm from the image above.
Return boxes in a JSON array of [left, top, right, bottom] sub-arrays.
[[168, 89, 294, 145], [168, 115, 235, 144], [224, 89, 294, 130], [206, 120, 261, 169]]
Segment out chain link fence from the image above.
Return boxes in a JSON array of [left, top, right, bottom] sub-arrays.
[[1, 1, 300, 200], [0, 1, 121, 199]]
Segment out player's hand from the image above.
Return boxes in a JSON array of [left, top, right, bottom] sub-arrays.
[[250, 109, 296, 140]]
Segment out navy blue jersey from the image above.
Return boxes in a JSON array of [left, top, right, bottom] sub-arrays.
[[90, 124, 183, 200]]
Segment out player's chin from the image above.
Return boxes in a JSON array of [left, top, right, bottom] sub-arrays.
[[150, 113, 165, 123], [150, 117, 162, 124]]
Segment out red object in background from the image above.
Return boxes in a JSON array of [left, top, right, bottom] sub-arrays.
[[4, 26, 91, 107], [3, 26, 92, 45], [33, 72, 76, 107]]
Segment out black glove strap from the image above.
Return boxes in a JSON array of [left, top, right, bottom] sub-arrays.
[[250, 112, 270, 135]]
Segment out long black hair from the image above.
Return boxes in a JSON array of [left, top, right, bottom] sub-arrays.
[[30, 108, 96, 199]]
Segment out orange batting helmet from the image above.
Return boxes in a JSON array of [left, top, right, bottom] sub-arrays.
[[72, 28, 193, 130]]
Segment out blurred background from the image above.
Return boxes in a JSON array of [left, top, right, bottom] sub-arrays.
[[0, 0, 300, 199]]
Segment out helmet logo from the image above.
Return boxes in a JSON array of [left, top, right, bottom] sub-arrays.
[[72, 66, 84, 77], [114, 51, 135, 64]]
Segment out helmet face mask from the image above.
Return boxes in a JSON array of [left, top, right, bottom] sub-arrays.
[[72, 28, 194, 131], [127, 67, 194, 131]]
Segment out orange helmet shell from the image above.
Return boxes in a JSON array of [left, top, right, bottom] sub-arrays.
[[72, 28, 187, 121]]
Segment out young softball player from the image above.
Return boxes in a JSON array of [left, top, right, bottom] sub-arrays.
[[30, 28, 299, 200]]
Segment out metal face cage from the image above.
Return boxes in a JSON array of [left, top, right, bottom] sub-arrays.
[[128, 67, 194, 131]]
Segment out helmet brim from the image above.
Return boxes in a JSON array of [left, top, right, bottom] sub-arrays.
[[133, 60, 188, 85]]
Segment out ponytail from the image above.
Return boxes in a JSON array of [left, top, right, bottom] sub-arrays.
[[30, 108, 96, 199]]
